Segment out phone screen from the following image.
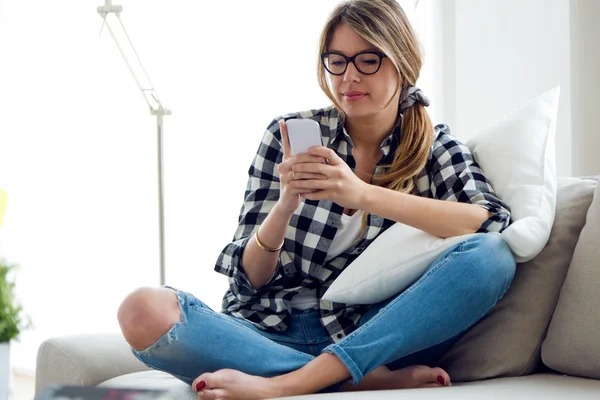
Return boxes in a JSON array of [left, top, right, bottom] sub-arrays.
[[286, 119, 323, 156]]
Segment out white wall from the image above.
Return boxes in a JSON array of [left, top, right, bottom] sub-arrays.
[[448, 0, 573, 176], [570, 0, 600, 176], [439, 0, 600, 177], [0, 0, 428, 375], [0, 0, 339, 374], [409, 0, 445, 126]]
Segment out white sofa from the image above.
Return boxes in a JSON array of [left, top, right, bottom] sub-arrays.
[[35, 176, 600, 399], [34, 333, 600, 399]]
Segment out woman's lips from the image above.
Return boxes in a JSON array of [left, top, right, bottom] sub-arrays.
[[343, 93, 367, 102]]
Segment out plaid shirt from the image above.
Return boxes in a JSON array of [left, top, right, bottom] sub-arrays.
[[214, 105, 511, 344]]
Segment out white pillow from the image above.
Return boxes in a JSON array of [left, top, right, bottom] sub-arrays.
[[322, 223, 478, 304], [467, 86, 559, 263], [323, 87, 559, 305]]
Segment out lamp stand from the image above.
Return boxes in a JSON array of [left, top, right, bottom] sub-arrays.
[[98, 0, 171, 286]]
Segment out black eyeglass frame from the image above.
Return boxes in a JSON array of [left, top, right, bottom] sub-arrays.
[[320, 51, 388, 76]]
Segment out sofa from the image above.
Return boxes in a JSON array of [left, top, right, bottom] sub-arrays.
[[35, 176, 600, 399]]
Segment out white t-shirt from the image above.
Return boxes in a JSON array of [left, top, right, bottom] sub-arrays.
[[290, 210, 364, 310]]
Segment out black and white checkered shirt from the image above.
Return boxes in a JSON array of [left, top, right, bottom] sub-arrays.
[[214, 105, 510, 343]]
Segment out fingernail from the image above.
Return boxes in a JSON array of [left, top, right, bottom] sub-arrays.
[[437, 375, 445, 385], [196, 381, 206, 391]]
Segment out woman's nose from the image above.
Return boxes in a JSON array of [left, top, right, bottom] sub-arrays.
[[343, 61, 361, 83]]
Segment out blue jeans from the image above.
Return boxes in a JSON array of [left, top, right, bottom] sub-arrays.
[[131, 233, 515, 390]]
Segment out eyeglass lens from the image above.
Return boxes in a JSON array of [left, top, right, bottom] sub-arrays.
[[323, 52, 382, 75]]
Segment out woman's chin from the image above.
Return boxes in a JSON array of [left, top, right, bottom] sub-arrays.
[[341, 105, 375, 119]]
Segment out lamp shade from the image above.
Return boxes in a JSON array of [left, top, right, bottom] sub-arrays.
[[98, 2, 167, 113]]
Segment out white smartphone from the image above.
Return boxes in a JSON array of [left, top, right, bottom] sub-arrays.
[[285, 119, 323, 156]]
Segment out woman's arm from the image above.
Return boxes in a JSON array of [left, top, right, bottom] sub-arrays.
[[295, 125, 510, 238], [240, 202, 292, 289], [362, 186, 491, 238], [215, 118, 324, 292], [214, 119, 288, 294]]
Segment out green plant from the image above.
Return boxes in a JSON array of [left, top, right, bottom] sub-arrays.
[[0, 258, 30, 343]]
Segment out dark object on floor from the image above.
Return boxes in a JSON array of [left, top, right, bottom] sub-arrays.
[[34, 385, 172, 400]]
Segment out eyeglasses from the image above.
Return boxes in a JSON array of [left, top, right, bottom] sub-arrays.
[[321, 51, 387, 76]]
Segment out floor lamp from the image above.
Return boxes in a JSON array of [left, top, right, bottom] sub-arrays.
[[97, 0, 171, 286]]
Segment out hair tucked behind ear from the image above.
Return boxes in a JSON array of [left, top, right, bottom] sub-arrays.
[[317, 0, 434, 236]]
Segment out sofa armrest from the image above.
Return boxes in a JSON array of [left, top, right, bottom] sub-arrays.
[[35, 334, 151, 395]]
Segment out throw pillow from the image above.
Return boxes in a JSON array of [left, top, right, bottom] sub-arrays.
[[542, 176, 600, 379], [467, 86, 560, 263], [322, 223, 477, 304], [323, 87, 560, 305], [438, 177, 597, 381]]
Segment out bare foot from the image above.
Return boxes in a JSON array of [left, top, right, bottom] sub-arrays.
[[192, 368, 283, 400], [342, 365, 451, 391], [191, 365, 450, 399]]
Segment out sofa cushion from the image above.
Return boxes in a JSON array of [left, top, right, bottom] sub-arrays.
[[98, 371, 600, 399], [542, 176, 600, 379], [35, 334, 151, 394], [438, 177, 597, 381], [99, 371, 194, 399]]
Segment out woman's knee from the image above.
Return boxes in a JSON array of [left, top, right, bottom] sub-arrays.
[[117, 287, 182, 351]]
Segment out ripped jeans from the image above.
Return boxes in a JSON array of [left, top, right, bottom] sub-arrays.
[[131, 233, 516, 391]]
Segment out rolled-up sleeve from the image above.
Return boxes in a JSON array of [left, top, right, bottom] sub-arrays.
[[428, 125, 511, 233], [214, 118, 285, 297]]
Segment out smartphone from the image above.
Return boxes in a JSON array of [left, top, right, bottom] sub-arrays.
[[285, 119, 323, 156]]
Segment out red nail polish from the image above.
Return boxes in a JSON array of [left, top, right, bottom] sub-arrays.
[[196, 381, 206, 391], [437, 375, 445, 385]]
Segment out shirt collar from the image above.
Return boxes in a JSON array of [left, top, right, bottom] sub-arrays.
[[329, 107, 403, 158], [327, 107, 345, 145], [380, 112, 403, 158]]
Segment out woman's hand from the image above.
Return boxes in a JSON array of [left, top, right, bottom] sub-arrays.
[[290, 146, 370, 210], [276, 120, 328, 214]]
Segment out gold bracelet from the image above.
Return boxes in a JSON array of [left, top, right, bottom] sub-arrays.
[[254, 230, 284, 253]]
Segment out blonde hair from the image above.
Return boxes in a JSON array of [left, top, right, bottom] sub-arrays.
[[317, 0, 434, 237]]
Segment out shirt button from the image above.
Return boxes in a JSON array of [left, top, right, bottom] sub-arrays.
[[337, 333, 343, 339]]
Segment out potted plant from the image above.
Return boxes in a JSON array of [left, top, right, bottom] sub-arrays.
[[0, 258, 29, 399]]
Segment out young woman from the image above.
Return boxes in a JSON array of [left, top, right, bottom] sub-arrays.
[[117, 0, 516, 398]]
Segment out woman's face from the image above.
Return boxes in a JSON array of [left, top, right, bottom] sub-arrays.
[[326, 24, 400, 119]]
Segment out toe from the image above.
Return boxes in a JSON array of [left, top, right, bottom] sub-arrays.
[[193, 373, 212, 392], [198, 388, 226, 400], [431, 367, 451, 386]]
